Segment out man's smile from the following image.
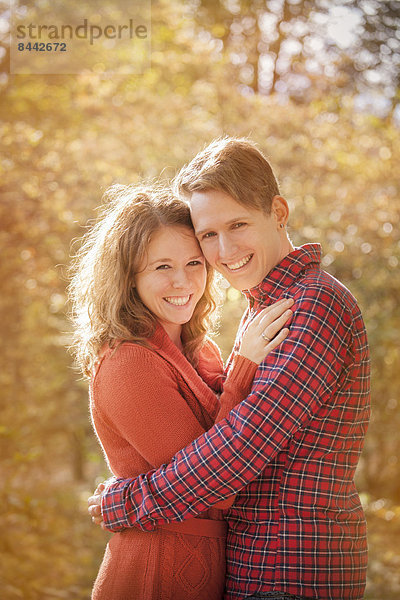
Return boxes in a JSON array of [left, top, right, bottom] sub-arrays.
[[224, 254, 253, 271]]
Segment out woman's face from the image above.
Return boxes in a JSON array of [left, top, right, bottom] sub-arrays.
[[134, 225, 207, 341]]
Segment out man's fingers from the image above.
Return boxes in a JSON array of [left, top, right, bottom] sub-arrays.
[[91, 515, 104, 525], [94, 482, 106, 495], [88, 493, 102, 507], [88, 501, 104, 527], [88, 504, 102, 517], [87, 486, 106, 528]]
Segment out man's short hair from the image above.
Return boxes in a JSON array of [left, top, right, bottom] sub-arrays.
[[174, 137, 280, 214]]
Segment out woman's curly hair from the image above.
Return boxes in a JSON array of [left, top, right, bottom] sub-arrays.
[[68, 184, 221, 378]]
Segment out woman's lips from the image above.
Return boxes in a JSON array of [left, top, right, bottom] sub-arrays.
[[163, 294, 192, 306]]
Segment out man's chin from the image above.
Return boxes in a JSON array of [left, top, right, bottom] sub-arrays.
[[224, 272, 262, 292]]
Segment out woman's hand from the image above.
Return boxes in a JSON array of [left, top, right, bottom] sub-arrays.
[[88, 481, 107, 530], [238, 298, 294, 364]]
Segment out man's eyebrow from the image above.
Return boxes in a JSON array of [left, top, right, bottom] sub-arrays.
[[195, 217, 248, 236]]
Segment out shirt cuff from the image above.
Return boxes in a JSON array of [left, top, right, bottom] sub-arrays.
[[101, 478, 133, 532]]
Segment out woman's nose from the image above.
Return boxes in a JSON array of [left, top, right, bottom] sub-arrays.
[[171, 269, 189, 288]]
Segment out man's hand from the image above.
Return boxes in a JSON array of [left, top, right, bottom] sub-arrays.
[[88, 482, 107, 530]]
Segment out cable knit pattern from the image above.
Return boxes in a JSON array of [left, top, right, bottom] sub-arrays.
[[90, 324, 257, 600]]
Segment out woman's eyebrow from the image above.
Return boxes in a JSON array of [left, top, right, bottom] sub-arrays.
[[187, 254, 204, 260], [147, 257, 172, 266], [148, 254, 203, 266]]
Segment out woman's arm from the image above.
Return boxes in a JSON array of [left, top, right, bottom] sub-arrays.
[[216, 298, 293, 420]]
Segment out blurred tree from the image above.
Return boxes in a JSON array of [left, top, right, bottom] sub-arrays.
[[193, 0, 400, 111], [348, 0, 400, 107]]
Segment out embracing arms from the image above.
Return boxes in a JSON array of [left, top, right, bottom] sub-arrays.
[[91, 301, 316, 530]]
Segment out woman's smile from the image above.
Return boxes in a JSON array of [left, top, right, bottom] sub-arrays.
[[163, 294, 192, 306]]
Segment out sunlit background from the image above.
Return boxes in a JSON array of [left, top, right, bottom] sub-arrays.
[[1, 0, 399, 598]]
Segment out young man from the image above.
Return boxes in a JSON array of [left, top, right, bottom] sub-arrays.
[[89, 138, 370, 600]]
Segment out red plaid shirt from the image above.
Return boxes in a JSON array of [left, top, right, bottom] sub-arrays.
[[102, 244, 370, 600]]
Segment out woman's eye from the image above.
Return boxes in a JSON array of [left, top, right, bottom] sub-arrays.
[[188, 260, 203, 266], [156, 264, 170, 270]]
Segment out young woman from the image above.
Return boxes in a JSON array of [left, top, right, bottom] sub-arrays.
[[69, 184, 292, 600]]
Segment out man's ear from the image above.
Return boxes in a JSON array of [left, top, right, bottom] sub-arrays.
[[271, 195, 289, 228]]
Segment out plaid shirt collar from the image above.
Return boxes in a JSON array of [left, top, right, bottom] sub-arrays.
[[243, 243, 322, 306]]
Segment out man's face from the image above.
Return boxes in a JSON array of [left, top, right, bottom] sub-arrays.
[[190, 189, 289, 291]]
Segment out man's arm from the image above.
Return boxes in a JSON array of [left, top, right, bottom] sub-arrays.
[[101, 287, 352, 532]]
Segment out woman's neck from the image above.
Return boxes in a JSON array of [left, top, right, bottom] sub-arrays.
[[159, 322, 184, 352]]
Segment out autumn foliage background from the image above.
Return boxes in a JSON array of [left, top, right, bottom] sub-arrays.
[[1, 1, 399, 598]]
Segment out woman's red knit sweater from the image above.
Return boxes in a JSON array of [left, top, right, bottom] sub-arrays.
[[90, 324, 257, 600]]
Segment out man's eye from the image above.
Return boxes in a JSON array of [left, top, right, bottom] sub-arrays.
[[202, 232, 216, 240], [233, 222, 246, 229]]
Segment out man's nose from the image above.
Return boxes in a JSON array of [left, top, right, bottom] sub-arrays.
[[218, 234, 237, 261]]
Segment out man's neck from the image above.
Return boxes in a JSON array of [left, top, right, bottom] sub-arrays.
[[251, 239, 295, 290]]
